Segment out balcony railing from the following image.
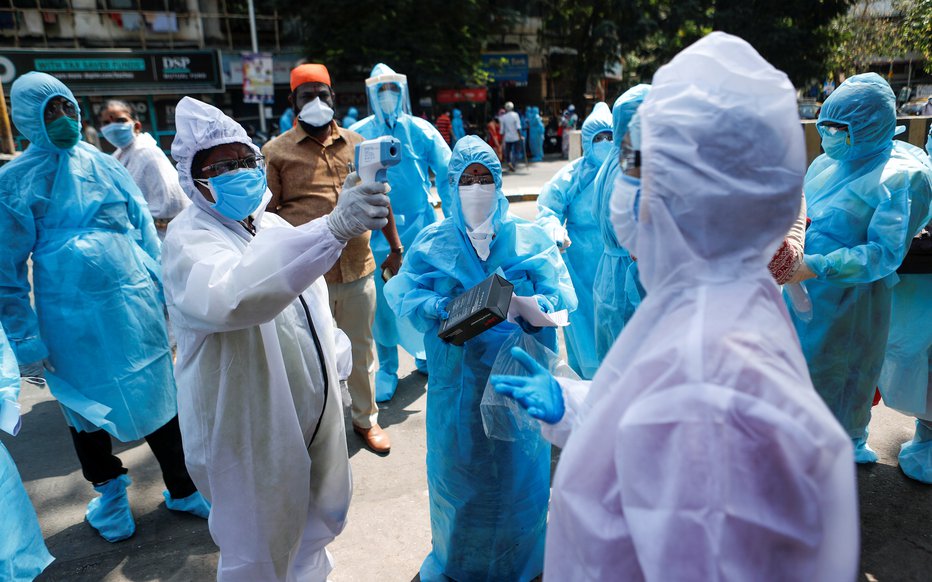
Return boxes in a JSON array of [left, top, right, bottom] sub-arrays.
[[0, 1, 284, 50]]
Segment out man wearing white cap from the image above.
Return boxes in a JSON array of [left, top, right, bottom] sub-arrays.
[[162, 96, 390, 580]]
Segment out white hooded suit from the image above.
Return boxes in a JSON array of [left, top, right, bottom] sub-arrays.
[[540, 33, 859, 581], [162, 97, 351, 581]]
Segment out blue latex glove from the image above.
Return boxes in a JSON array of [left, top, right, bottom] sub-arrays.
[[430, 296, 451, 320], [534, 295, 554, 314], [491, 346, 565, 424]]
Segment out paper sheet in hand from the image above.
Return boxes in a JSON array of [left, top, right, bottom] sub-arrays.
[[506, 294, 569, 327]]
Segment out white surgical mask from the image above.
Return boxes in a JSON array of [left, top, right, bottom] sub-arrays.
[[466, 215, 494, 261], [378, 90, 400, 116], [610, 173, 642, 255], [298, 97, 334, 128], [458, 183, 497, 230]]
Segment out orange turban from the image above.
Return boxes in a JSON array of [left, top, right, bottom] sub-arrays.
[[290, 64, 332, 91]]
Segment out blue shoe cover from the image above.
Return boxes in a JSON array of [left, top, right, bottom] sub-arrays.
[[415, 357, 429, 375], [898, 420, 932, 484], [853, 436, 878, 464], [86, 474, 135, 542], [164, 490, 210, 519], [375, 369, 398, 403]]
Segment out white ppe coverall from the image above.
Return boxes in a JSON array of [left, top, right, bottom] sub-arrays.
[[114, 132, 190, 232], [540, 32, 859, 581], [162, 97, 351, 581]]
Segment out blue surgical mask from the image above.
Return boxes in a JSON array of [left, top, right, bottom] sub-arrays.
[[101, 121, 136, 149], [196, 168, 267, 221], [819, 126, 852, 160], [591, 141, 614, 165], [46, 116, 81, 149], [610, 173, 642, 254]]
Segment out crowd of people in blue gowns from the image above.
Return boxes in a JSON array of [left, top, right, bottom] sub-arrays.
[[3, 29, 932, 582]]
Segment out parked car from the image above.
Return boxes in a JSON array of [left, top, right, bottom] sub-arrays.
[[899, 97, 931, 116], [798, 99, 821, 120]]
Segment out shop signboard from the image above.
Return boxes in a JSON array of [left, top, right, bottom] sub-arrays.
[[0, 49, 224, 95]]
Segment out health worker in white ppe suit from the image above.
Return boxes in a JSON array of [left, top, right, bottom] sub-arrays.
[[162, 97, 391, 581], [98, 99, 190, 241], [491, 32, 859, 581]]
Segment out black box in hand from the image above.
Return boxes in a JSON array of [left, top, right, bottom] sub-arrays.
[[438, 274, 514, 346]]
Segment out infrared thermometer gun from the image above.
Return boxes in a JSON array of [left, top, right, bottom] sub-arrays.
[[354, 136, 402, 184]]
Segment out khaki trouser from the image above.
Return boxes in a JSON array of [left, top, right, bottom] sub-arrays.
[[328, 274, 378, 428]]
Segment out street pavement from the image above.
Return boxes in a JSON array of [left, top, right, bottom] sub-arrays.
[[3, 154, 931, 581]]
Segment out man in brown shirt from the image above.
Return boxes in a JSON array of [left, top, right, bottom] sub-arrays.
[[264, 64, 401, 454]]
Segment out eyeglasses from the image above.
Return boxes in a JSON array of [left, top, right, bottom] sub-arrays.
[[200, 155, 266, 177], [593, 131, 613, 143], [819, 122, 848, 136], [458, 174, 495, 186], [44, 98, 78, 122]]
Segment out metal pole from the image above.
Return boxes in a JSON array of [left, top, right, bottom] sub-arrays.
[[246, 0, 267, 134]]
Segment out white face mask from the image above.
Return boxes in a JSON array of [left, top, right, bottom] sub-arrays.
[[298, 97, 334, 128], [378, 90, 400, 116], [458, 183, 497, 231], [466, 215, 495, 260], [610, 173, 642, 255]]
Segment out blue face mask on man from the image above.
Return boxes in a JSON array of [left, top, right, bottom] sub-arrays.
[[101, 122, 136, 149], [196, 168, 267, 221], [46, 116, 81, 149]]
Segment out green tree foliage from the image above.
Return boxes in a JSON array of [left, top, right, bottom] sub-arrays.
[[900, 0, 932, 72], [710, 0, 851, 86], [829, 1, 911, 76], [277, 0, 512, 89], [539, 0, 653, 107], [542, 0, 851, 104]]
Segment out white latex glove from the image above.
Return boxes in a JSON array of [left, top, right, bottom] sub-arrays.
[[553, 225, 572, 252], [327, 172, 391, 243], [19, 358, 54, 388]]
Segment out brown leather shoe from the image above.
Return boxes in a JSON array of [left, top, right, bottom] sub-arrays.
[[353, 423, 391, 454]]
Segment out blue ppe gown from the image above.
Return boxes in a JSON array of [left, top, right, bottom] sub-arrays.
[[384, 136, 577, 582], [279, 108, 295, 134], [528, 107, 545, 162], [592, 85, 651, 360], [451, 108, 465, 143], [351, 63, 452, 401], [878, 134, 932, 482], [0, 324, 54, 581], [536, 102, 612, 379], [0, 72, 176, 442], [787, 73, 932, 453]]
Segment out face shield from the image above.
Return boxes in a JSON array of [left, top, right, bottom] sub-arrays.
[[366, 72, 411, 128]]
